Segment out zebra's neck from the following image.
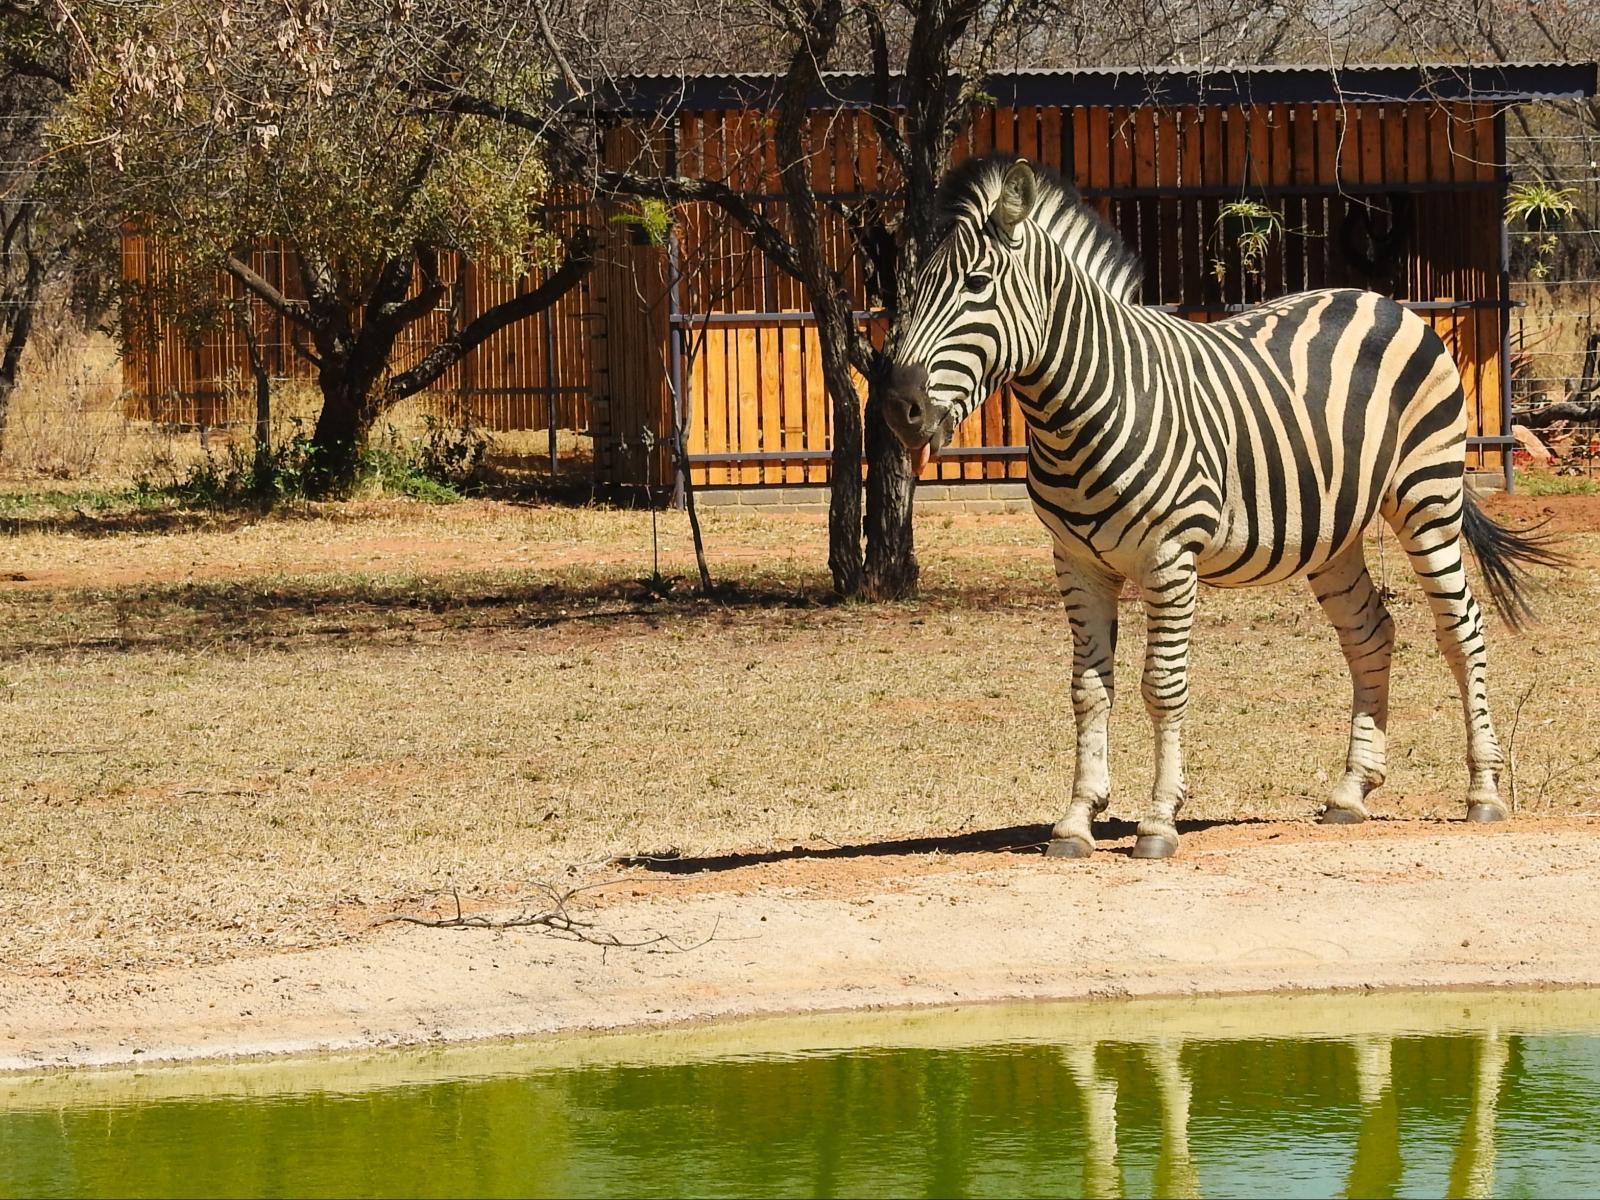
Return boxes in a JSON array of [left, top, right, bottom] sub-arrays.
[[1011, 257, 1143, 442]]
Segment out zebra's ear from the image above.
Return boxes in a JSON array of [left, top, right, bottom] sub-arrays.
[[994, 159, 1038, 238]]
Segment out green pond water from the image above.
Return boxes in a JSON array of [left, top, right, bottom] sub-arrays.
[[3, 991, 1599, 1199]]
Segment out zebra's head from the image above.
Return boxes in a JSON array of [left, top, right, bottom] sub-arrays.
[[884, 154, 1142, 469], [884, 159, 1046, 468]]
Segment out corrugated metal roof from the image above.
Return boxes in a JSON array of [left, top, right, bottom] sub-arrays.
[[593, 62, 1597, 113]]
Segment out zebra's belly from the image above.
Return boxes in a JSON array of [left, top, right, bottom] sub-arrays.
[[1194, 477, 1384, 587]]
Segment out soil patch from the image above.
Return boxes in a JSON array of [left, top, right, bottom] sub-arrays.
[[4, 818, 1598, 1074]]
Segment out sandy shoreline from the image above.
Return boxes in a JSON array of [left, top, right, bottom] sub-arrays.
[[3, 819, 1598, 1077]]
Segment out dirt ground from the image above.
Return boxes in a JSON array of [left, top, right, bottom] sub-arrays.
[[5, 817, 1600, 1073], [2, 487, 1599, 1072]]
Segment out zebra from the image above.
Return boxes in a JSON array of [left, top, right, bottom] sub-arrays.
[[883, 152, 1561, 860]]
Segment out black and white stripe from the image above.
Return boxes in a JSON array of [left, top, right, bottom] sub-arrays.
[[888, 153, 1560, 859]]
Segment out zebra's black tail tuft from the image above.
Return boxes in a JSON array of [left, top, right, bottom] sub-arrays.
[[1461, 489, 1568, 630]]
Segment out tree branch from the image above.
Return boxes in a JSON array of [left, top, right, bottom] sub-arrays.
[[1516, 400, 1600, 429], [384, 228, 594, 401], [859, 3, 909, 176], [942, 0, 1023, 146], [223, 254, 314, 331], [374, 248, 446, 331], [289, 327, 323, 368], [942, 0, 987, 37], [368, 251, 420, 318], [379, 880, 722, 953], [534, 0, 586, 100], [427, 94, 811, 286]]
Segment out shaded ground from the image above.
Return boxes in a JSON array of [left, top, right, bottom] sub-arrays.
[[1, 489, 1597, 1068]]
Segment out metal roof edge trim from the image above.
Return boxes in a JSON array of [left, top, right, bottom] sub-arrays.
[[588, 62, 1598, 114]]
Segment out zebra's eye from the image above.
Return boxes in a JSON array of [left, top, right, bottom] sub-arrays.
[[964, 271, 992, 292]]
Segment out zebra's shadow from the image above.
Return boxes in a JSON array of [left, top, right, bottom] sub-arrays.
[[614, 817, 1267, 874]]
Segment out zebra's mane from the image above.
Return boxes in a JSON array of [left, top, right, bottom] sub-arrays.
[[936, 153, 1144, 303]]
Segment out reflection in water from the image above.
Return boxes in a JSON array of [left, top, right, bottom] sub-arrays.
[[1348, 1037, 1402, 1200], [1144, 1042, 1200, 1200], [1063, 1043, 1121, 1199], [1070, 1033, 1506, 1200], [1447, 1028, 1507, 1200], [2, 1007, 1598, 1199]]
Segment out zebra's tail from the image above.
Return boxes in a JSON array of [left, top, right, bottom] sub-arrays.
[[1460, 489, 1567, 630]]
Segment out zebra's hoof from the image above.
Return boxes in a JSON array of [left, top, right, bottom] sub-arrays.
[[1131, 834, 1178, 860], [1466, 803, 1507, 824], [1319, 806, 1367, 825], [1045, 837, 1094, 859]]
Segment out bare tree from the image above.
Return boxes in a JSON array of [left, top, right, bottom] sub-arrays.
[[440, 0, 1049, 598]]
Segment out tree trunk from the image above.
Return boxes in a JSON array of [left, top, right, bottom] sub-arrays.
[[823, 317, 866, 597], [307, 357, 385, 495], [254, 365, 271, 470], [864, 374, 919, 598], [857, 0, 974, 602], [238, 309, 272, 478], [770, 0, 863, 597], [0, 246, 43, 455], [0, 319, 27, 453]]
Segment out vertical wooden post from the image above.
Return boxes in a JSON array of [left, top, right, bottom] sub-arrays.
[[1494, 107, 1513, 492]]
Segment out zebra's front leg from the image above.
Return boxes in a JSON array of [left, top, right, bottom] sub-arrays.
[[1046, 559, 1123, 859], [1131, 553, 1199, 860]]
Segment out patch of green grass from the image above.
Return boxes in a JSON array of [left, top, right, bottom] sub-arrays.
[[355, 442, 468, 504], [0, 485, 177, 518], [1515, 470, 1600, 498]]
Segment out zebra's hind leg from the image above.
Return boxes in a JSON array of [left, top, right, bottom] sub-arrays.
[[1389, 493, 1508, 822], [1308, 544, 1395, 825], [1047, 559, 1122, 859], [1130, 552, 1199, 860]]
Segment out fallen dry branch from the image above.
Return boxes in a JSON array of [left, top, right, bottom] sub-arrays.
[[378, 881, 722, 954], [1515, 400, 1600, 429]]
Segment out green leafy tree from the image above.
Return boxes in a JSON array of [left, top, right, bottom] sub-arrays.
[[49, 0, 591, 493]]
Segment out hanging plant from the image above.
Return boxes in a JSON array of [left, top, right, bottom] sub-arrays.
[[1211, 199, 1283, 283], [610, 198, 674, 247], [1506, 181, 1579, 280]]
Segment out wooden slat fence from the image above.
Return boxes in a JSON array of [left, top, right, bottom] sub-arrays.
[[655, 101, 1508, 485], [121, 197, 597, 435]]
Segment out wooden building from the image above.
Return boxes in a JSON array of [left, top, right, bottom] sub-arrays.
[[120, 62, 1598, 491]]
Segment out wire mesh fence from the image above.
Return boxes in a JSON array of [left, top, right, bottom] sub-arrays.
[[1507, 130, 1600, 480]]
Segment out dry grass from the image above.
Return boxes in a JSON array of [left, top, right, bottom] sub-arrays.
[[1510, 281, 1600, 405], [2, 496, 1597, 976], [0, 333, 171, 483], [1, 332, 593, 493]]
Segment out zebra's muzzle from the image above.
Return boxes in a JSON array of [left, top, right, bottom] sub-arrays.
[[884, 362, 952, 462]]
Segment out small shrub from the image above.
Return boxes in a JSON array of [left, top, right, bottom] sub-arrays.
[[1505, 182, 1579, 281], [357, 442, 457, 502], [139, 412, 494, 508], [415, 413, 492, 489], [142, 419, 320, 506]]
